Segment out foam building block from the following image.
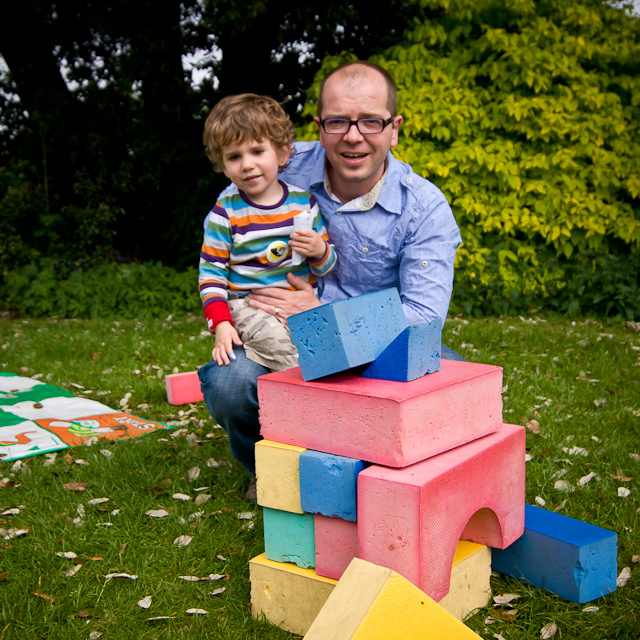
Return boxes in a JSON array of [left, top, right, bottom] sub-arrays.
[[315, 514, 359, 580], [256, 439, 306, 514], [263, 507, 316, 569], [358, 423, 525, 601], [288, 288, 407, 381], [362, 318, 442, 382], [304, 557, 481, 639], [437, 541, 492, 621], [249, 553, 337, 636], [165, 371, 204, 405], [491, 504, 617, 603], [300, 450, 367, 521], [258, 359, 503, 468]]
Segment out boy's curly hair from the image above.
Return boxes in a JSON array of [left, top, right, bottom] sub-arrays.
[[203, 94, 295, 173]]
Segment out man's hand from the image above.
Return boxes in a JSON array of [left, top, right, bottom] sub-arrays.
[[248, 273, 322, 322], [289, 229, 327, 261], [212, 321, 243, 366]]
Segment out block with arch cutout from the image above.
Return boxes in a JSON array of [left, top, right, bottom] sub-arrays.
[[287, 288, 407, 381], [362, 318, 442, 382], [357, 423, 525, 601], [258, 359, 503, 468], [491, 504, 617, 603]]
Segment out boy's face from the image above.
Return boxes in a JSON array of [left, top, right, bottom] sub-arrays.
[[221, 138, 290, 206]]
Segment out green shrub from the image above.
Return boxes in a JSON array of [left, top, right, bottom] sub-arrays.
[[1, 260, 201, 319], [298, 0, 640, 319]]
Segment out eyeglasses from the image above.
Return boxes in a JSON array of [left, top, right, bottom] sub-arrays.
[[319, 117, 395, 135]]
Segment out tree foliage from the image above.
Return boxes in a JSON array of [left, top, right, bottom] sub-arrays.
[[299, 0, 640, 317]]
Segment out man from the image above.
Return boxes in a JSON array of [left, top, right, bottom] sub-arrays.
[[198, 61, 462, 499]]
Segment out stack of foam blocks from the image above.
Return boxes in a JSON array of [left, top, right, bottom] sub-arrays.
[[241, 289, 618, 637]]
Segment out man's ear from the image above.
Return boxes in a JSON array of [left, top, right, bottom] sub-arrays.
[[390, 115, 403, 148], [313, 117, 325, 149]]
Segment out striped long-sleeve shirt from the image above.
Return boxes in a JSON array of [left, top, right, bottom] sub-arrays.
[[199, 180, 336, 331]]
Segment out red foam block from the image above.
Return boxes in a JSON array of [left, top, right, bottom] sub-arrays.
[[315, 514, 359, 580], [165, 371, 204, 406], [258, 359, 503, 467], [357, 423, 526, 601]]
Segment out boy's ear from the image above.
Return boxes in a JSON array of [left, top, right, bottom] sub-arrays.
[[278, 143, 292, 167]]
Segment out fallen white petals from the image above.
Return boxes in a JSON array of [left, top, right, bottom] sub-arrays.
[[64, 564, 82, 577], [186, 608, 208, 615], [193, 486, 210, 492], [77, 504, 85, 518], [105, 573, 138, 579], [172, 493, 191, 501], [593, 398, 607, 407], [96, 522, 113, 527], [484, 615, 496, 625], [3, 528, 29, 540], [138, 596, 153, 609], [617, 567, 631, 587], [618, 487, 631, 498], [195, 494, 211, 506], [119, 392, 132, 408], [206, 458, 219, 468], [577, 472, 596, 486], [554, 480, 575, 492], [89, 633, 103, 639], [632, 555, 639, 564], [111, 509, 120, 516], [564, 447, 589, 457], [43, 453, 57, 467], [526, 420, 540, 434], [493, 634, 507, 640], [88, 498, 109, 505], [525, 454, 533, 462], [535, 497, 546, 507], [56, 551, 77, 559], [582, 606, 599, 613], [178, 576, 201, 582], [187, 467, 200, 482], [216, 555, 227, 562], [173, 535, 192, 548], [208, 588, 226, 596], [493, 593, 520, 605], [147, 617, 174, 622], [209, 573, 226, 581], [170, 428, 187, 438], [146, 509, 169, 518], [551, 468, 568, 479], [236, 511, 256, 520], [11, 460, 23, 472], [540, 622, 558, 638], [1, 508, 20, 516], [99, 449, 113, 459]]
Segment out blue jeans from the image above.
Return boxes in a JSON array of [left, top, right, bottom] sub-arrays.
[[199, 343, 465, 474]]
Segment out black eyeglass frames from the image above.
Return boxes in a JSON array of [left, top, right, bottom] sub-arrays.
[[319, 117, 395, 135]]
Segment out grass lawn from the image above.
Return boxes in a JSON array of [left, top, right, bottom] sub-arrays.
[[0, 314, 638, 639]]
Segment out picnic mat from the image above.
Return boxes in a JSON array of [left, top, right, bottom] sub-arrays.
[[0, 372, 169, 463]]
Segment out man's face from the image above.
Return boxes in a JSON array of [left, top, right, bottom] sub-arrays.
[[314, 68, 402, 202]]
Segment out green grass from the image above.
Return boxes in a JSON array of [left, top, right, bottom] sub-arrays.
[[0, 314, 638, 639]]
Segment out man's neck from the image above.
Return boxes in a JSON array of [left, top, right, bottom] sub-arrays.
[[326, 164, 386, 204]]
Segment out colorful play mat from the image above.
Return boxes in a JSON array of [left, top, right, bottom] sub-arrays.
[[0, 373, 169, 462]]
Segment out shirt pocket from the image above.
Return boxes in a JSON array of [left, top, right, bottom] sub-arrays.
[[335, 238, 390, 288]]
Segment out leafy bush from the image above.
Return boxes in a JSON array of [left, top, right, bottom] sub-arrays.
[[299, 0, 640, 318], [1, 260, 201, 319]]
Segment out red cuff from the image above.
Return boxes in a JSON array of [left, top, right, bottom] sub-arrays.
[[204, 301, 233, 333]]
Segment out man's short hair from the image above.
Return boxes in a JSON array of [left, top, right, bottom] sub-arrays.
[[203, 94, 295, 172], [317, 61, 398, 118]]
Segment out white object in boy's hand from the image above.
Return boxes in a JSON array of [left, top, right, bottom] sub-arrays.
[[291, 211, 314, 266]]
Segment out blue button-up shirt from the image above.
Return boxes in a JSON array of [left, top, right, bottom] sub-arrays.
[[279, 141, 461, 325]]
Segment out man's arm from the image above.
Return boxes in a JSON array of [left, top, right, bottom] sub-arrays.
[[247, 273, 322, 321]]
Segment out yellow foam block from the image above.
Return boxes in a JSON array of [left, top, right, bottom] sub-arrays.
[[255, 439, 306, 513], [305, 557, 481, 639], [249, 553, 337, 635], [438, 541, 492, 621]]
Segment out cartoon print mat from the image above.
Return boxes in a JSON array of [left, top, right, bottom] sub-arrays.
[[0, 372, 170, 462]]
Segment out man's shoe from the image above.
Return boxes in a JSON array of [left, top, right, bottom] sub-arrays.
[[245, 475, 257, 502]]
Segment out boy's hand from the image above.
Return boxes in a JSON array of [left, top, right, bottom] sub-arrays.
[[289, 229, 327, 261], [212, 321, 243, 366]]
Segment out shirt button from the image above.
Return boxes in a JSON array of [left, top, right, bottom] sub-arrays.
[[362, 247, 369, 253], [327, 273, 333, 279], [364, 199, 372, 207], [336, 211, 342, 215], [421, 260, 428, 267], [406, 177, 413, 184]]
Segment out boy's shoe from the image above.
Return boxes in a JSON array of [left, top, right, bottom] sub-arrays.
[[245, 475, 257, 502]]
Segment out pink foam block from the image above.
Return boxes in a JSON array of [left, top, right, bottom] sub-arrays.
[[165, 371, 204, 405], [315, 515, 359, 580], [258, 359, 503, 467], [357, 423, 526, 601]]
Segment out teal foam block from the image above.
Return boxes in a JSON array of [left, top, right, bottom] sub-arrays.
[[299, 450, 368, 522], [492, 504, 617, 603], [361, 318, 442, 382], [288, 288, 407, 381], [263, 507, 316, 569]]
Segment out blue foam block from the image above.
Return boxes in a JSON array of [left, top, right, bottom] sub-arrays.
[[361, 318, 442, 382], [288, 288, 407, 381], [263, 507, 316, 569], [491, 504, 617, 603], [299, 450, 368, 522]]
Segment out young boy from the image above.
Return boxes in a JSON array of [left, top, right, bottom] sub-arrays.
[[199, 93, 336, 372]]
